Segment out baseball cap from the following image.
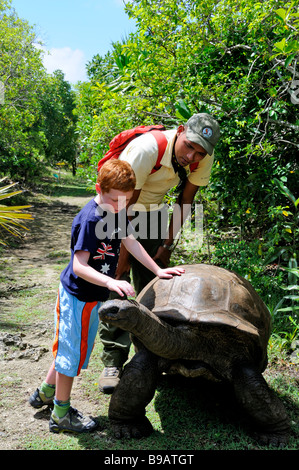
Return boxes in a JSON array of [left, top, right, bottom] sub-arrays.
[[185, 113, 220, 155]]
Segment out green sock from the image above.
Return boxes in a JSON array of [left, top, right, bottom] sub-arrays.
[[53, 398, 71, 418], [40, 381, 56, 398]]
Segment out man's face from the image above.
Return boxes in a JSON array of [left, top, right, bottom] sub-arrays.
[[96, 186, 133, 213], [174, 125, 207, 167]]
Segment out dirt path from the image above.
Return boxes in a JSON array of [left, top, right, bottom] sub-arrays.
[[0, 192, 93, 450]]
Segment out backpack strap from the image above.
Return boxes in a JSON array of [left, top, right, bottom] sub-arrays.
[[150, 130, 168, 174]]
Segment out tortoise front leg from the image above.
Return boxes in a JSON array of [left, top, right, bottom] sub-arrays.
[[108, 348, 159, 439], [233, 364, 290, 447]]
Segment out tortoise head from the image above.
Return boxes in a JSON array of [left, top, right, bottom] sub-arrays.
[[98, 298, 148, 330]]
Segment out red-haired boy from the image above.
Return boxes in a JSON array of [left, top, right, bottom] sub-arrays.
[[29, 160, 184, 434]]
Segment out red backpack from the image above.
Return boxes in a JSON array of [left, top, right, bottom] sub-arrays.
[[97, 125, 168, 173]]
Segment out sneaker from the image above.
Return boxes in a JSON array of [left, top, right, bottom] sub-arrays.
[[29, 388, 54, 409], [49, 407, 98, 434], [98, 366, 121, 394]]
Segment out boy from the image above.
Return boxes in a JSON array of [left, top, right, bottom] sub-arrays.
[[29, 160, 184, 434]]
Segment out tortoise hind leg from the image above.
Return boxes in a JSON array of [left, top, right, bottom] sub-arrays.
[[108, 348, 159, 439], [232, 364, 290, 447]]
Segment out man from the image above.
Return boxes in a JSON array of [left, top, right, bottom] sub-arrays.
[[98, 113, 220, 394]]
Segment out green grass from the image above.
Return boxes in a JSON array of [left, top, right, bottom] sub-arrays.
[[36, 170, 93, 199], [19, 353, 299, 451]]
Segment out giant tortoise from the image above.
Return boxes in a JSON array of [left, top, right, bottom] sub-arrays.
[[98, 264, 290, 446]]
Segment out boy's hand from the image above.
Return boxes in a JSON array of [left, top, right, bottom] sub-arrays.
[[156, 267, 185, 279], [106, 278, 135, 297]]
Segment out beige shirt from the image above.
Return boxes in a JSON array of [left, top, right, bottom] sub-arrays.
[[119, 129, 214, 211]]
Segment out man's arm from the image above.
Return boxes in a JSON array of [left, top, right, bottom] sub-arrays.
[[122, 235, 184, 279], [154, 180, 199, 267]]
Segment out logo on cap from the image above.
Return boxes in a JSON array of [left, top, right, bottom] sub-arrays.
[[202, 127, 213, 139]]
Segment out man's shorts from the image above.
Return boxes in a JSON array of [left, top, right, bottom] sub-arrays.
[[52, 283, 101, 377]]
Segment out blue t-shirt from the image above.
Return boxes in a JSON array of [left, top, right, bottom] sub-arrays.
[[60, 198, 129, 302]]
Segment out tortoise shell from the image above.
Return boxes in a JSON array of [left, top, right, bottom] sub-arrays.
[[137, 264, 271, 350]]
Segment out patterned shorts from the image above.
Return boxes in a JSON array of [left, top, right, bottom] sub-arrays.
[[52, 283, 101, 377]]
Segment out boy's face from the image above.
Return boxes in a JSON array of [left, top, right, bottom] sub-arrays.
[[95, 185, 133, 213]]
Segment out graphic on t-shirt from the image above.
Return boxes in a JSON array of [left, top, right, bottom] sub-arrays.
[[100, 263, 110, 274], [93, 242, 116, 260]]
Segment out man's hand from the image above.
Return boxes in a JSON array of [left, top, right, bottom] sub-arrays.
[[153, 245, 172, 268]]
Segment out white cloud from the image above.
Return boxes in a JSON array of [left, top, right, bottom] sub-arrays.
[[43, 47, 87, 83]]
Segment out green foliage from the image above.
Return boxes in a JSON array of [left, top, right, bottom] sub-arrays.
[[264, 178, 298, 266], [210, 238, 284, 298], [40, 70, 77, 173], [274, 258, 299, 318], [76, 0, 298, 209], [272, 2, 299, 66], [0, 0, 47, 180], [0, 1, 79, 182]]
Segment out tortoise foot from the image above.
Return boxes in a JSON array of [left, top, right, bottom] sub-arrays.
[[253, 430, 289, 448], [110, 417, 153, 439]]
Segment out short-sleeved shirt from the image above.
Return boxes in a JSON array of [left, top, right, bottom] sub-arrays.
[[60, 198, 129, 302], [119, 129, 214, 211]]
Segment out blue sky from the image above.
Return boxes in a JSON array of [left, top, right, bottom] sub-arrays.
[[11, 0, 136, 83]]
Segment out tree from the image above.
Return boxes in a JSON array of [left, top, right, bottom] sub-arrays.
[[74, 39, 151, 178], [0, 0, 47, 180], [75, 0, 298, 250], [41, 70, 78, 174], [121, 0, 299, 238]]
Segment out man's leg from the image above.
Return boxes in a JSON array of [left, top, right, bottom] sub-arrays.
[[98, 209, 166, 394]]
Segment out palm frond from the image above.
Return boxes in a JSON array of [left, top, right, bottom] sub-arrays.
[[0, 179, 33, 244]]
